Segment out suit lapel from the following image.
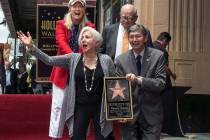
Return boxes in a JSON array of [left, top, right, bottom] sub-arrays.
[[110, 24, 119, 58], [128, 50, 139, 76], [141, 47, 151, 77]]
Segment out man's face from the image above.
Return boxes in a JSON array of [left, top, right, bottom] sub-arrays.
[[120, 7, 137, 30], [5, 61, 11, 70], [129, 30, 147, 52], [162, 39, 170, 48], [69, 2, 86, 24]]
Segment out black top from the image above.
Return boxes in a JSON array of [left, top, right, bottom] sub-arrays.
[[75, 55, 104, 105]]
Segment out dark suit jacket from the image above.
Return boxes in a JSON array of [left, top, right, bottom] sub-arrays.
[[5, 68, 18, 93], [101, 23, 119, 60], [17, 72, 29, 94], [115, 47, 166, 125], [153, 41, 172, 88]]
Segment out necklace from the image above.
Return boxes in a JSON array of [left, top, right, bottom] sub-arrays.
[[83, 56, 98, 92]]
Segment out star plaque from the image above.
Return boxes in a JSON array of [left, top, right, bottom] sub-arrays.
[[104, 77, 133, 121]]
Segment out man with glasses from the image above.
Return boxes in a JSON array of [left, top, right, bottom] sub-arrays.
[[101, 4, 138, 60]]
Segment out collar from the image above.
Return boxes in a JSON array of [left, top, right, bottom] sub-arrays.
[[119, 23, 127, 33], [133, 48, 145, 59]]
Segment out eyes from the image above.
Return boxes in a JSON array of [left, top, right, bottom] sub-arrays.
[[120, 15, 137, 21], [81, 34, 91, 40], [129, 34, 144, 40]]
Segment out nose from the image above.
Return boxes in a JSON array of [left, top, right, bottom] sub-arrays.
[[133, 36, 138, 41], [75, 7, 80, 10], [81, 37, 86, 43]]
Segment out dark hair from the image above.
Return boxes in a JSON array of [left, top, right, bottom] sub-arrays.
[[128, 24, 148, 38], [157, 32, 171, 42]]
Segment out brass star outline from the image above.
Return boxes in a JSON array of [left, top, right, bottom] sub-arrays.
[[109, 81, 126, 99]]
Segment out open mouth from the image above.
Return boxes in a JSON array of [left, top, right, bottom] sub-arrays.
[[82, 44, 88, 49], [74, 12, 81, 16]]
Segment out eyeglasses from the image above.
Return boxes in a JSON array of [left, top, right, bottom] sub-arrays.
[[120, 15, 137, 21]]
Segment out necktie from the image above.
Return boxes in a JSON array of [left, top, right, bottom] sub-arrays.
[[69, 24, 79, 52], [136, 55, 141, 75], [122, 31, 129, 53]]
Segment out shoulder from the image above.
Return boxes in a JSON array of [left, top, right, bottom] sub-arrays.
[[152, 41, 163, 50], [104, 23, 119, 30], [147, 47, 164, 57], [98, 53, 111, 59], [98, 53, 113, 63], [85, 21, 96, 29], [115, 51, 130, 62], [118, 50, 130, 58], [62, 53, 81, 62], [56, 19, 65, 25], [69, 53, 81, 58]]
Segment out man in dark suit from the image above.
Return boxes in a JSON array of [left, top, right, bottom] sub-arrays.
[[17, 63, 28, 94], [5, 61, 17, 94], [153, 32, 176, 85], [153, 32, 181, 136], [101, 4, 138, 60], [115, 24, 166, 140]]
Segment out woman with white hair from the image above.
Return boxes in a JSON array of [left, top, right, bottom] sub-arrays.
[[17, 26, 115, 140], [49, 0, 95, 139]]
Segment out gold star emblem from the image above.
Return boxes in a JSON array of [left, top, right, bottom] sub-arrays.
[[109, 81, 126, 99]]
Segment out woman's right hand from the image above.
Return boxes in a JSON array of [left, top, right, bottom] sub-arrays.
[[17, 31, 33, 48]]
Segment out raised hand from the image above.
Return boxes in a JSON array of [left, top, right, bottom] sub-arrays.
[[17, 31, 33, 48]]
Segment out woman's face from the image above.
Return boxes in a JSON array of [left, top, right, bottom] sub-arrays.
[[69, 2, 86, 24], [129, 30, 147, 52], [80, 30, 97, 53]]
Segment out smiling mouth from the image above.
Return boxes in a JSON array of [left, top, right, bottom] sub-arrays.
[[74, 12, 81, 16]]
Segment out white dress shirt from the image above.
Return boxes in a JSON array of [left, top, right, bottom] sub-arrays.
[[115, 23, 132, 59]]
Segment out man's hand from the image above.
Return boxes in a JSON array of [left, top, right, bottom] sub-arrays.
[[126, 73, 137, 83], [171, 73, 176, 80]]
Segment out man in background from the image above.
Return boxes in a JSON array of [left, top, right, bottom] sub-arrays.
[[153, 32, 176, 82], [5, 61, 17, 94], [101, 4, 138, 60], [153, 32, 181, 136]]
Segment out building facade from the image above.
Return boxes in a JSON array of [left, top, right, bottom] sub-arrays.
[[101, 0, 210, 95]]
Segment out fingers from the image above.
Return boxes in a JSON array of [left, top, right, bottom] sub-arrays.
[[17, 31, 31, 38], [17, 31, 25, 40], [17, 30, 23, 36], [126, 73, 137, 82]]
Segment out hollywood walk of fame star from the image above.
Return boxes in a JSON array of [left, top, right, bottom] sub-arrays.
[[109, 81, 126, 99]]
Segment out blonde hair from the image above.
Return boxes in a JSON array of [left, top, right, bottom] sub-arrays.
[[64, 12, 89, 30]]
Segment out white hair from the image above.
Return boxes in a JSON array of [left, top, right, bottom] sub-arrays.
[[78, 26, 103, 47]]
